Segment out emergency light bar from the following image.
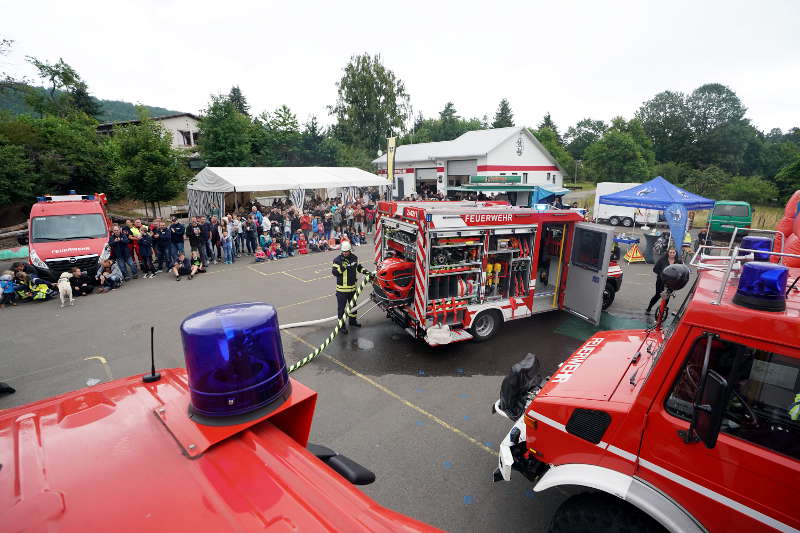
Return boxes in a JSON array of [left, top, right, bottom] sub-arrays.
[[37, 194, 95, 202], [180, 302, 291, 422]]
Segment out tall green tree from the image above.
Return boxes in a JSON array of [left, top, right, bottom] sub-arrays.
[[532, 126, 574, 179], [23, 57, 102, 118], [687, 83, 746, 136], [774, 153, 800, 200], [694, 119, 761, 174], [251, 105, 303, 166], [228, 85, 250, 116], [402, 102, 482, 143], [564, 118, 607, 160], [0, 137, 34, 204], [635, 90, 693, 163], [0, 112, 111, 193], [197, 94, 252, 166], [584, 128, 651, 182], [681, 165, 729, 199], [108, 110, 187, 206], [69, 81, 102, 118], [330, 53, 410, 154], [300, 116, 336, 166], [492, 98, 514, 128], [537, 112, 561, 143]]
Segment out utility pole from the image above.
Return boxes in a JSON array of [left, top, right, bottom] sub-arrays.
[[575, 160, 582, 185]]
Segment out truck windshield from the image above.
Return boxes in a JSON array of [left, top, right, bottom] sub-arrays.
[[31, 214, 107, 243], [713, 204, 749, 217]]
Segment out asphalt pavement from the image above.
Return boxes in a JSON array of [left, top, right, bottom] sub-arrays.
[[0, 229, 681, 532]]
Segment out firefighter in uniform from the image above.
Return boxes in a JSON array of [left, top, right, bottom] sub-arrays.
[[331, 241, 367, 334]]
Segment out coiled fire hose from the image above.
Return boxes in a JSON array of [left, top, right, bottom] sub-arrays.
[[285, 272, 375, 373]]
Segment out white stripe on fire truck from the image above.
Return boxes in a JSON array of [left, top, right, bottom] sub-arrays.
[[526, 410, 798, 533], [413, 229, 426, 321], [374, 215, 382, 265]]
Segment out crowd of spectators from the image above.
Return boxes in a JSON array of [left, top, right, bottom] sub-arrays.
[[1, 192, 380, 306]]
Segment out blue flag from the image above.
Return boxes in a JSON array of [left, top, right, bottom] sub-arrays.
[[665, 203, 689, 258]]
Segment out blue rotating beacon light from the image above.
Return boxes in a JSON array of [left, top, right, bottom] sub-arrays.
[[733, 261, 789, 312], [181, 302, 291, 424]]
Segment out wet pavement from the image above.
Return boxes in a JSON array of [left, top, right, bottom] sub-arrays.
[[0, 230, 685, 532]]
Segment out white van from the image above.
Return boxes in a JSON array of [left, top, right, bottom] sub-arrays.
[[593, 182, 659, 227]]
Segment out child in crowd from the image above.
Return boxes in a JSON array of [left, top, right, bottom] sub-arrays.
[[0, 270, 17, 308], [283, 216, 292, 240], [269, 240, 281, 259], [139, 229, 155, 278], [190, 251, 206, 275], [282, 237, 295, 257], [259, 230, 270, 250], [222, 230, 234, 264], [254, 246, 267, 262], [309, 234, 320, 252]]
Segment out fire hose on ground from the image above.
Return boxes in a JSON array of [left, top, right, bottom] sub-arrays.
[[284, 272, 377, 373]]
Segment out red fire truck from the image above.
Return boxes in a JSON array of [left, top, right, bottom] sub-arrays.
[[372, 200, 617, 346], [0, 302, 439, 532], [491, 230, 800, 532], [25, 192, 112, 281]]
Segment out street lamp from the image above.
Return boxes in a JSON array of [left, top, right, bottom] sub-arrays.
[[574, 160, 582, 185]]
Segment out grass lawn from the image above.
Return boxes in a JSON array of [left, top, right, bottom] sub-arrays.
[[565, 180, 595, 191]]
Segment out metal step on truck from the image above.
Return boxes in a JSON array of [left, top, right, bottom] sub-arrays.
[[491, 227, 800, 532]]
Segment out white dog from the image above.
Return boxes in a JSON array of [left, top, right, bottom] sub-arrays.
[[57, 271, 74, 308]]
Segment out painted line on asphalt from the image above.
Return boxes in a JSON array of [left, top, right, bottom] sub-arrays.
[[276, 294, 333, 310], [84, 355, 113, 380], [281, 271, 309, 283], [281, 329, 495, 457]]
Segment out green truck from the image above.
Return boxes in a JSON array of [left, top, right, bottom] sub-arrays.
[[707, 200, 752, 240]]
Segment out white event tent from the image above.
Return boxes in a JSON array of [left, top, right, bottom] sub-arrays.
[[187, 166, 388, 216]]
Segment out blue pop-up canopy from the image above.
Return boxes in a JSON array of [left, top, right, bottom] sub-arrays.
[[599, 176, 715, 256]]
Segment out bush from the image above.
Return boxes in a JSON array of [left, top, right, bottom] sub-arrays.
[[720, 176, 779, 205]]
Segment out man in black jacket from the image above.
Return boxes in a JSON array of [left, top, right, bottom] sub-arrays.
[[199, 216, 212, 267], [169, 216, 185, 264], [331, 240, 368, 334]]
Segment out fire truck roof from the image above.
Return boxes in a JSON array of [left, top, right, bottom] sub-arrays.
[[683, 266, 800, 351], [0, 369, 434, 532]]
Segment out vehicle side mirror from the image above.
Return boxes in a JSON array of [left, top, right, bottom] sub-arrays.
[[691, 370, 730, 449], [17, 235, 29, 245]]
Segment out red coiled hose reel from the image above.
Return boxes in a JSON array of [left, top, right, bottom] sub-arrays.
[[375, 257, 415, 302]]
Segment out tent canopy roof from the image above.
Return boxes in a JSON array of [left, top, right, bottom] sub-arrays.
[[598, 176, 715, 211], [188, 167, 388, 193]]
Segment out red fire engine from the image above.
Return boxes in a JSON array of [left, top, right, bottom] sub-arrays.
[[0, 302, 439, 532], [372, 200, 617, 345], [492, 229, 800, 533]]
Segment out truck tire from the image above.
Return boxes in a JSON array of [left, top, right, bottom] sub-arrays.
[[470, 310, 501, 342], [602, 281, 615, 310], [622, 217, 633, 227], [549, 493, 666, 533], [609, 216, 620, 226]]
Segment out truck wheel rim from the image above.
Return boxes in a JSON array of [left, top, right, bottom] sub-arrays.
[[474, 315, 493, 336]]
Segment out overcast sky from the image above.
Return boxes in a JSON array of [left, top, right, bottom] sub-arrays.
[[3, 0, 799, 134]]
